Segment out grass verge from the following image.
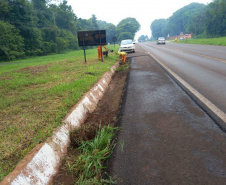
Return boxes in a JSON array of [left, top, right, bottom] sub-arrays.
[[177, 36, 226, 46], [116, 62, 130, 72], [66, 125, 118, 184], [0, 45, 119, 181]]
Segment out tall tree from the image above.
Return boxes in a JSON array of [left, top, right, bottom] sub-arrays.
[[0, 21, 25, 60], [150, 19, 168, 39], [106, 24, 117, 44], [55, 0, 77, 31], [97, 21, 117, 44], [76, 18, 93, 31], [6, 0, 43, 55], [138, 35, 149, 42], [167, 3, 206, 36], [0, 0, 11, 22], [116, 17, 140, 41], [118, 32, 134, 41], [205, 0, 226, 36], [89, 14, 99, 30]]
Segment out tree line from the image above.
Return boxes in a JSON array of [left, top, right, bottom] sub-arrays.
[[150, 0, 226, 39], [0, 0, 140, 61]]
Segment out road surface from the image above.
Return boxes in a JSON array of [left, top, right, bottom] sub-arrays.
[[108, 44, 226, 184], [140, 42, 226, 115]]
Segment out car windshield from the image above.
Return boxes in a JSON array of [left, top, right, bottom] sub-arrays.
[[121, 40, 133, 45], [158, 37, 165, 40]]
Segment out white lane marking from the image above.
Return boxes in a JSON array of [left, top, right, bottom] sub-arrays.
[[163, 46, 226, 63], [149, 52, 226, 124]]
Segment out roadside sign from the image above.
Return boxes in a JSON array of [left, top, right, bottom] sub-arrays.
[[77, 30, 106, 62], [185, 34, 188, 37], [180, 32, 183, 36], [77, 30, 106, 47]]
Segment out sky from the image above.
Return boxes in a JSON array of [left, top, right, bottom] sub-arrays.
[[66, 0, 212, 40]]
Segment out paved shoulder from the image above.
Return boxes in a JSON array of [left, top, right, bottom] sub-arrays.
[[108, 45, 226, 185]]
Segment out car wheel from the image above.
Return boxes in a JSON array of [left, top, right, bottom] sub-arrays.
[[133, 50, 135, 53]]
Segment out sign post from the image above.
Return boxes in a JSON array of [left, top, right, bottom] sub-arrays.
[[112, 37, 117, 48], [82, 32, 87, 63], [77, 30, 106, 63], [99, 30, 103, 62]]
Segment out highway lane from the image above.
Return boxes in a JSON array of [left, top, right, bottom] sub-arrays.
[[139, 42, 226, 116], [109, 46, 226, 184]]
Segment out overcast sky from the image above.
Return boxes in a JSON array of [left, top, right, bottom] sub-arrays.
[[66, 0, 212, 40]]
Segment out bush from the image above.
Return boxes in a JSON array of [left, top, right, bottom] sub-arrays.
[[0, 21, 25, 61]]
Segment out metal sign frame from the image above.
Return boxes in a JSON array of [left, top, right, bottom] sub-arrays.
[[78, 30, 106, 47], [77, 30, 106, 63]]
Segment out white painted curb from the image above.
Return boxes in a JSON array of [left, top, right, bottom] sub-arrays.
[[1, 62, 119, 185]]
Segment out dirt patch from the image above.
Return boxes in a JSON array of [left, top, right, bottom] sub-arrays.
[[18, 65, 50, 74], [52, 63, 129, 184]]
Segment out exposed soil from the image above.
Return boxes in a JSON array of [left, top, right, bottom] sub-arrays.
[[18, 65, 50, 74], [52, 63, 129, 185]]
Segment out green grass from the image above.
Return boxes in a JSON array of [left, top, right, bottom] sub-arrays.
[[0, 45, 120, 181], [116, 62, 130, 72], [177, 36, 226, 46], [67, 125, 118, 184]]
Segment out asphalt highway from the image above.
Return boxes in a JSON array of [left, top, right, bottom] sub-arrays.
[[108, 44, 226, 184], [140, 42, 226, 114]]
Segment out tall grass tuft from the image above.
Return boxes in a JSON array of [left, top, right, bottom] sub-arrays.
[[67, 125, 118, 184]]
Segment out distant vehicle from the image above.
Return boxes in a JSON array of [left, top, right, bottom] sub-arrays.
[[157, 37, 166, 45], [119, 39, 135, 53]]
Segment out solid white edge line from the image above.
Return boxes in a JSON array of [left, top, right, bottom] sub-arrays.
[[148, 52, 226, 124]]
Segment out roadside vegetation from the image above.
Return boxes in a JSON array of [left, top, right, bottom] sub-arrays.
[[65, 125, 118, 184], [177, 37, 226, 46], [0, 0, 140, 61], [151, 0, 226, 39], [0, 45, 119, 181]]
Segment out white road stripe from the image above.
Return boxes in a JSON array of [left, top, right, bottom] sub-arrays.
[[148, 52, 226, 124]]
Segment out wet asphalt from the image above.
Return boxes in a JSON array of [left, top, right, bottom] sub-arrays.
[[108, 45, 226, 185]]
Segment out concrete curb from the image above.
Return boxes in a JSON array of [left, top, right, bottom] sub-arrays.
[[1, 62, 119, 185]]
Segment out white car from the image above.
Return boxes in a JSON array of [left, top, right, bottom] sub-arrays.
[[119, 39, 135, 53], [156, 37, 166, 45]]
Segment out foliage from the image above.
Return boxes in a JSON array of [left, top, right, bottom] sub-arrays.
[[205, 0, 226, 37], [118, 32, 134, 41], [116, 17, 140, 41], [0, 0, 141, 61], [138, 35, 150, 42], [151, 19, 168, 39], [106, 24, 117, 44], [89, 14, 99, 30], [150, 1, 226, 38], [97, 21, 117, 44], [0, 21, 25, 60], [167, 3, 206, 36]]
